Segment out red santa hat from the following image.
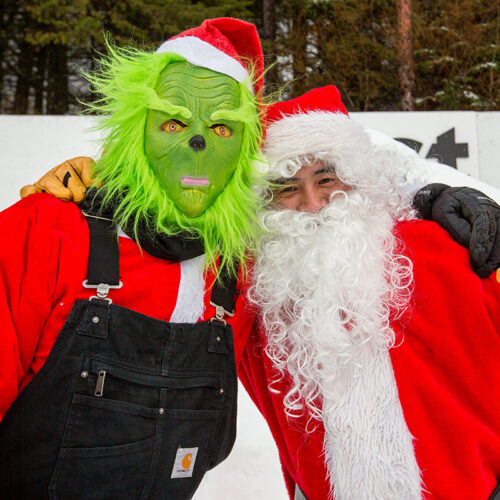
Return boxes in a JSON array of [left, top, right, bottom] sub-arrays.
[[156, 17, 263, 97], [262, 85, 371, 179], [264, 85, 349, 124]]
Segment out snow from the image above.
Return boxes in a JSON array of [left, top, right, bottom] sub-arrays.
[[193, 388, 287, 499], [463, 90, 480, 101], [0, 116, 103, 210], [473, 62, 497, 71]]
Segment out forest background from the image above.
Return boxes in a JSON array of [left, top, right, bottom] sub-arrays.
[[0, 0, 498, 115]]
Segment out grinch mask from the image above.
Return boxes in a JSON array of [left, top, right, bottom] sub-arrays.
[[87, 47, 262, 276], [144, 62, 244, 218]]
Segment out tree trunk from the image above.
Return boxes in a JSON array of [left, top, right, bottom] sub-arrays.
[[262, 0, 278, 92], [290, 6, 307, 97], [1, 0, 18, 113], [13, 41, 33, 114], [0, 0, 5, 113], [46, 43, 68, 114], [397, 0, 415, 110], [33, 46, 46, 114]]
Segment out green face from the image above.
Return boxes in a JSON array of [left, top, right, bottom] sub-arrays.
[[144, 62, 244, 218]]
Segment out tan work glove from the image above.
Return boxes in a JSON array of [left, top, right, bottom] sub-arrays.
[[20, 156, 97, 203]]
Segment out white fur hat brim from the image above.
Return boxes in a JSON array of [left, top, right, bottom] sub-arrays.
[[263, 111, 371, 180]]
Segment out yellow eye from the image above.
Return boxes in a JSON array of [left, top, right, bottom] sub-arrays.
[[211, 124, 232, 138], [161, 119, 186, 133]]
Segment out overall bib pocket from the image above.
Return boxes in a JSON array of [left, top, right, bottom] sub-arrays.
[[49, 355, 226, 499], [88, 357, 223, 412], [149, 408, 222, 499]]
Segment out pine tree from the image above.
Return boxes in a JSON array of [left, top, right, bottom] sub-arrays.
[[414, 0, 499, 110]]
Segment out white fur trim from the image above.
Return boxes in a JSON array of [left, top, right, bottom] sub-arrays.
[[117, 227, 205, 323], [322, 344, 422, 500], [156, 36, 253, 93], [170, 254, 206, 323], [365, 129, 428, 194], [263, 112, 368, 177]]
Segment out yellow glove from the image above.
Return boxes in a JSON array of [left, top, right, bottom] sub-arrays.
[[19, 156, 96, 203]]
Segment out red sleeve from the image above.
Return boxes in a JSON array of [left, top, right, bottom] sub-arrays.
[[0, 194, 86, 419], [395, 219, 500, 328]]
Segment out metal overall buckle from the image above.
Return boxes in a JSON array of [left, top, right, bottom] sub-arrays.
[[209, 301, 235, 325], [82, 280, 123, 304]]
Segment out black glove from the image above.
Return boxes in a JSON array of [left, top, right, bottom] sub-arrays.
[[413, 183, 500, 278]]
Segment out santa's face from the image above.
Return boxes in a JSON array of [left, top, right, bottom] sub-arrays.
[[271, 160, 350, 212], [144, 62, 244, 218]]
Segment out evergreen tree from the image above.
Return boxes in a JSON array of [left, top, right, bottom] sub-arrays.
[[0, 0, 498, 113], [413, 0, 499, 110], [1, 0, 254, 114]]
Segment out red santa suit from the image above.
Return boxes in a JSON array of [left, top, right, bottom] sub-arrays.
[[0, 194, 256, 420], [239, 85, 500, 500], [239, 219, 500, 500]]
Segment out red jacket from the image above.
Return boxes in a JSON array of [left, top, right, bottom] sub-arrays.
[[239, 220, 500, 500], [0, 194, 256, 420]]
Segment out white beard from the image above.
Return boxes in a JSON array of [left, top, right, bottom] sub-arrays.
[[250, 190, 423, 500]]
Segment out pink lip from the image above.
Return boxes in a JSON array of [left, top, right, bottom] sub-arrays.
[[181, 176, 210, 186]]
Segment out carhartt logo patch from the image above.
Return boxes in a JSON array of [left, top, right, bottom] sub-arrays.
[[171, 447, 199, 478]]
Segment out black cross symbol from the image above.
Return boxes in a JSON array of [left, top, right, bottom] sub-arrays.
[[426, 128, 468, 169]]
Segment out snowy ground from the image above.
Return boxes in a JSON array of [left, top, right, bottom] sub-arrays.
[[1, 115, 499, 499]]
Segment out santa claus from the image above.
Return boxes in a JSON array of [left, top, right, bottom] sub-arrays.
[[239, 85, 500, 500]]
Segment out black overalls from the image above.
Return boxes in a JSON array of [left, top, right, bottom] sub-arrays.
[[0, 210, 239, 500]]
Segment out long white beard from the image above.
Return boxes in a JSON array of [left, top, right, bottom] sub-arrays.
[[250, 190, 422, 499]]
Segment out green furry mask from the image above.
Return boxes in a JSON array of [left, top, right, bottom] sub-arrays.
[[145, 63, 246, 218], [84, 45, 265, 276]]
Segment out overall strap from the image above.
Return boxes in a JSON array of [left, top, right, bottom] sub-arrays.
[[85, 213, 120, 285], [209, 259, 238, 323], [82, 211, 122, 301]]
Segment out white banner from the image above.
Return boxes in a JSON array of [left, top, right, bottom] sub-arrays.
[[352, 111, 500, 188], [1, 112, 499, 210]]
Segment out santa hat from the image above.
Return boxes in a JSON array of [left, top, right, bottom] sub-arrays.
[[264, 84, 348, 123], [262, 85, 371, 179], [156, 18, 263, 97]]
